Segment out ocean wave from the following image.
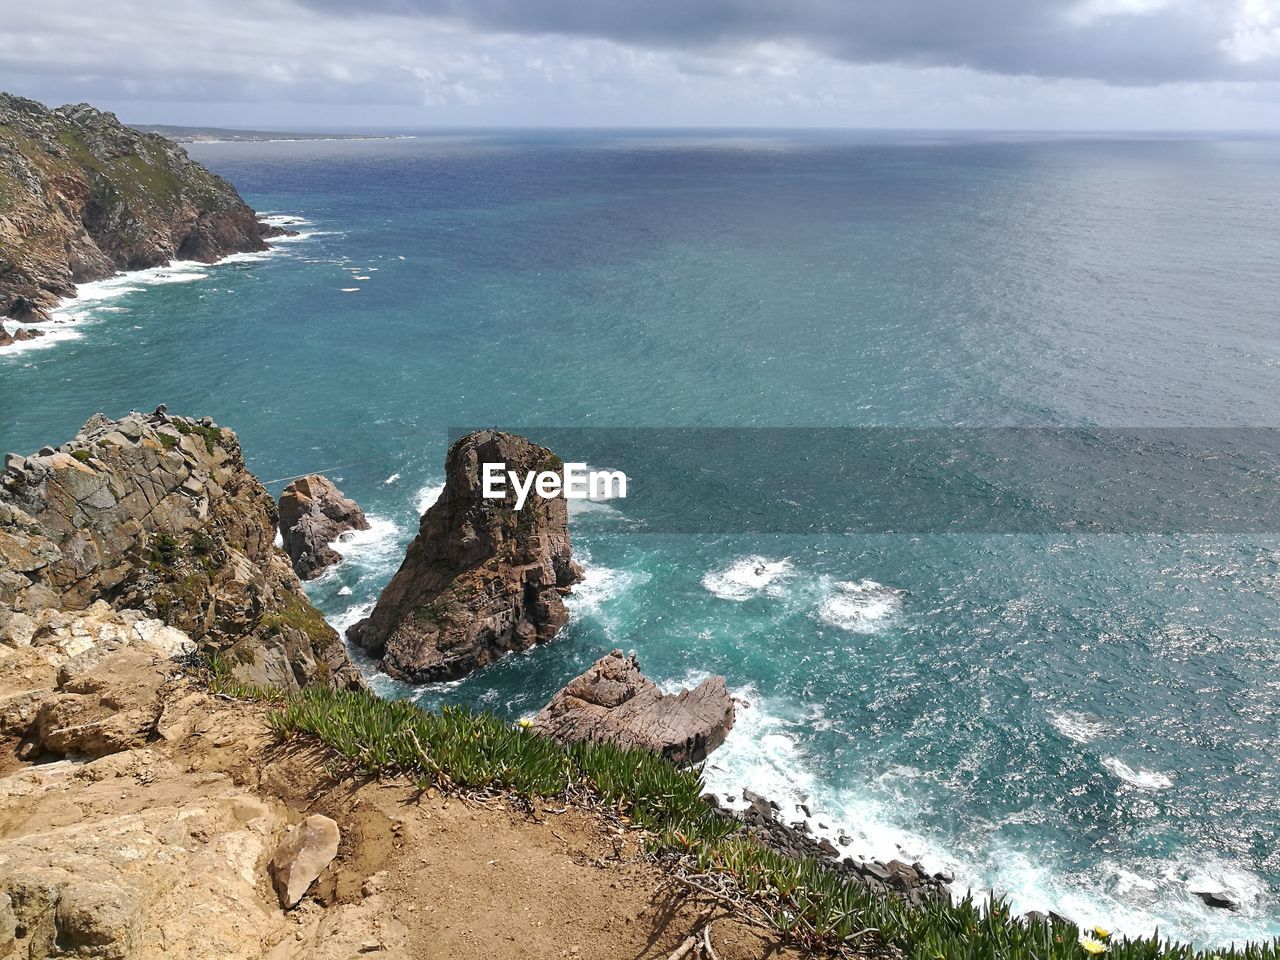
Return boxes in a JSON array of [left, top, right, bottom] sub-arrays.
[[1102, 757, 1173, 791], [415, 481, 444, 516], [260, 213, 313, 227], [565, 562, 643, 619], [217, 250, 276, 265], [384, 472, 401, 485], [702, 556, 793, 601], [816, 579, 904, 632], [702, 687, 955, 878], [0, 323, 84, 357], [702, 688, 1276, 947], [1049, 710, 1108, 744]]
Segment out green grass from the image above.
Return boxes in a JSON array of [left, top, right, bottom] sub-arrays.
[[258, 592, 334, 643], [226, 681, 1278, 959], [172, 418, 223, 454]]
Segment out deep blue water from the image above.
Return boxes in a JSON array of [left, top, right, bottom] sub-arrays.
[[3, 130, 1279, 947]]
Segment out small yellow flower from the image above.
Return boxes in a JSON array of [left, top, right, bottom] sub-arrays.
[[1092, 926, 1112, 940], [1080, 937, 1108, 955], [517, 718, 532, 728]]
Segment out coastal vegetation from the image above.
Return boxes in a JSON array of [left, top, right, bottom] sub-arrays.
[[208, 666, 1279, 960]]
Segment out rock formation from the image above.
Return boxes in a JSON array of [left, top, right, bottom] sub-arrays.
[[0, 407, 363, 691], [0, 324, 44, 347], [278, 474, 370, 580], [348, 430, 582, 682], [0, 92, 283, 325], [531, 650, 735, 765]]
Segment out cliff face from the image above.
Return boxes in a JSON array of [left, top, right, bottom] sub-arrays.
[[348, 430, 583, 682], [0, 92, 278, 322], [0, 408, 364, 691]]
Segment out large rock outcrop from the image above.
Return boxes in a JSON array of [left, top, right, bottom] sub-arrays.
[[0, 92, 281, 324], [278, 475, 369, 580], [531, 651, 735, 766], [348, 430, 582, 682], [0, 408, 363, 691]]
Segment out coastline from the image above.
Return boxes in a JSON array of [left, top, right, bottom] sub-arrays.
[[0, 214, 308, 358]]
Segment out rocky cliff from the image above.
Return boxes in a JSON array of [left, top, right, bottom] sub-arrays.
[[348, 430, 582, 682], [0, 92, 279, 323], [0, 408, 363, 691]]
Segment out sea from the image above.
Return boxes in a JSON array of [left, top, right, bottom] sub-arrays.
[[3, 129, 1278, 949]]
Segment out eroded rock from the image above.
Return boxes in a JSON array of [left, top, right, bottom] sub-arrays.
[[348, 430, 581, 682], [531, 650, 735, 766], [270, 815, 341, 909], [278, 475, 369, 580]]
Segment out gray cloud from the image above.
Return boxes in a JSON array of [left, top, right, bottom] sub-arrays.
[[291, 0, 1277, 84], [4, 0, 1280, 128]]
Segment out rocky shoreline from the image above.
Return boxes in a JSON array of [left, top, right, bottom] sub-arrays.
[[0, 92, 287, 337]]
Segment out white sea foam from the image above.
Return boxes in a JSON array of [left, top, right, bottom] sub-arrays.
[[1049, 710, 1108, 744], [338, 585, 353, 597], [340, 287, 360, 292], [384, 472, 401, 485], [217, 250, 275, 265], [702, 557, 793, 601], [816, 579, 904, 632], [260, 213, 312, 227], [353, 275, 371, 280], [328, 516, 403, 572], [1102, 757, 1173, 791], [327, 599, 374, 637], [415, 481, 445, 516], [0, 323, 83, 356], [702, 688, 955, 878], [565, 563, 640, 618], [702, 688, 1279, 948]]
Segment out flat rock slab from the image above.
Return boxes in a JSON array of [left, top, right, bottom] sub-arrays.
[[532, 650, 735, 766], [271, 814, 341, 908]]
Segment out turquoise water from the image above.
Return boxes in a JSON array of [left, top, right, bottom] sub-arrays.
[[4, 131, 1279, 947]]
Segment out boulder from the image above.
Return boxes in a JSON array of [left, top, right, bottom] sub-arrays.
[[530, 650, 735, 766], [348, 430, 582, 682], [278, 474, 369, 580], [1192, 888, 1240, 911], [270, 815, 341, 909]]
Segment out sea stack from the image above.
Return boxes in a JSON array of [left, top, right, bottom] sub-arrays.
[[278, 474, 370, 580], [531, 650, 736, 765], [347, 430, 582, 682]]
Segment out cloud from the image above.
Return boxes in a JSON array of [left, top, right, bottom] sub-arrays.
[[3, 0, 1280, 127], [291, 0, 1280, 84]]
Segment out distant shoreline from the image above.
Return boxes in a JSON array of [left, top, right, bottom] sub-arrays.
[[136, 124, 415, 144]]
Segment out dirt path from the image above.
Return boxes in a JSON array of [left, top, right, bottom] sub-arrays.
[[0, 621, 811, 960]]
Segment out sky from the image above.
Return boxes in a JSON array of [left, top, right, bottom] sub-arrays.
[[4, 0, 1280, 129]]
